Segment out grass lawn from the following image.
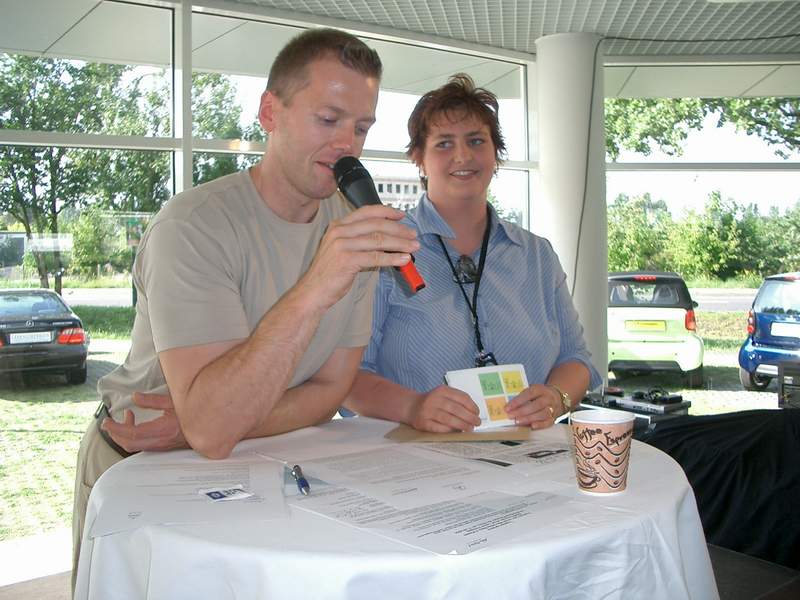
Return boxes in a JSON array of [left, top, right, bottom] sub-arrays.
[[73, 305, 135, 340], [0, 376, 97, 540], [0, 310, 771, 542]]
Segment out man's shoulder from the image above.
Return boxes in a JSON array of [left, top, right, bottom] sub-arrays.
[[141, 171, 252, 250], [155, 171, 252, 223]]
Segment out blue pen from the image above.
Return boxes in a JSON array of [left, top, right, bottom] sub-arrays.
[[291, 464, 310, 496]]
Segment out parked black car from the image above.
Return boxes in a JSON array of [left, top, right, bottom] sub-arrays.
[[0, 289, 89, 384]]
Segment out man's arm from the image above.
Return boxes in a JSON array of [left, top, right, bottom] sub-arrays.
[[103, 346, 364, 454], [157, 204, 417, 459]]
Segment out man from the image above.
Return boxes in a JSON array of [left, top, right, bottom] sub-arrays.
[[72, 27, 418, 586]]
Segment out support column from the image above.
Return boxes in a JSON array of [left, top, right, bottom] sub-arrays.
[[533, 33, 607, 384]]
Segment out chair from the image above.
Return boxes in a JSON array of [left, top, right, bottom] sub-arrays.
[[610, 285, 631, 304], [652, 286, 677, 304]]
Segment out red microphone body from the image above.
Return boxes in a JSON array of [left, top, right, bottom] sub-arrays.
[[333, 156, 425, 294]]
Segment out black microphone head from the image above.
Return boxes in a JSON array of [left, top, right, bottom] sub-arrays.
[[333, 156, 365, 187], [334, 156, 382, 208]]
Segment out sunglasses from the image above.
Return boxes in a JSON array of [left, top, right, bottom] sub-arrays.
[[454, 255, 478, 284]]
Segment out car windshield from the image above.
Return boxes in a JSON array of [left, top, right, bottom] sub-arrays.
[[0, 293, 67, 318], [754, 280, 800, 315], [609, 281, 683, 307]]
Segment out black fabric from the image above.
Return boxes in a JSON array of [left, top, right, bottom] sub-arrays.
[[637, 409, 800, 569]]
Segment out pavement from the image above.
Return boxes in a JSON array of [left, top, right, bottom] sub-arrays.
[[0, 528, 70, 588]]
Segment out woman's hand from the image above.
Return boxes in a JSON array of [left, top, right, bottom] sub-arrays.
[[408, 385, 482, 433], [505, 384, 562, 429]]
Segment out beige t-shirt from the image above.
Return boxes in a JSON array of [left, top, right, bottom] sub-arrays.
[[98, 170, 376, 421]]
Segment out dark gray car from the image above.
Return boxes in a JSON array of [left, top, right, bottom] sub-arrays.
[[0, 289, 89, 384]]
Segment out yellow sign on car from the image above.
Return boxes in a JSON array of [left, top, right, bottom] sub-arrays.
[[625, 320, 666, 332]]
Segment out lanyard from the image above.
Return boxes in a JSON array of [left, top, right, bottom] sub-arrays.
[[436, 206, 496, 367]]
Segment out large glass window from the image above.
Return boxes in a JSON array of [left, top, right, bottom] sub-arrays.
[[1, 1, 172, 137], [1, 0, 533, 563]]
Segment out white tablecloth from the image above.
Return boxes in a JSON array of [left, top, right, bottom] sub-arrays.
[[76, 417, 719, 600]]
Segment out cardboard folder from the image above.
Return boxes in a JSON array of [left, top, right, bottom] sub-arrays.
[[385, 423, 532, 443]]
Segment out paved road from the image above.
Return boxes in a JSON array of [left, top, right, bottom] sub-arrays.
[[61, 287, 758, 312], [61, 287, 133, 307], [689, 288, 756, 313]]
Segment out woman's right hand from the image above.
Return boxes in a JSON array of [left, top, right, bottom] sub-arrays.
[[408, 385, 482, 432]]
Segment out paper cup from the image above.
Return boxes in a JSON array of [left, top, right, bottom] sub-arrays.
[[570, 409, 635, 495]]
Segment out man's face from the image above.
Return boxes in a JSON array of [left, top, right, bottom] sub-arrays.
[[264, 57, 379, 202]]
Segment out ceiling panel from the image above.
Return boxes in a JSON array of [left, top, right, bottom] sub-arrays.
[[192, 16, 298, 77], [0, 0, 98, 54], [745, 64, 800, 96], [617, 64, 778, 98], [2, 0, 798, 99], [604, 66, 636, 98], [245, 0, 800, 56], [48, 1, 170, 67]]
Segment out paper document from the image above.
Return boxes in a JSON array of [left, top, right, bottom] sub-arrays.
[[416, 439, 572, 473], [299, 445, 514, 509], [292, 485, 573, 555], [445, 364, 528, 430], [89, 454, 286, 538]]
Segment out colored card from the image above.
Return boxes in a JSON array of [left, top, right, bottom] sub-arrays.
[[445, 364, 529, 431]]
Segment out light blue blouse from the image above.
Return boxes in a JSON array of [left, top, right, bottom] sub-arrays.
[[360, 194, 602, 393]]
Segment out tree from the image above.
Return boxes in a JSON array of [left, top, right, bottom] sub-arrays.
[[192, 73, 264, 186], [68, 208, 117, 276], [605, 98, 708, 160], [607, 193, 672, 271], [1, 55, 263, 292], [605, 97, 800, 160], [0, 55, 139, 292]]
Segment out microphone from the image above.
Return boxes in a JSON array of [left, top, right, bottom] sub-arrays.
[[333, 156, 426, 294]]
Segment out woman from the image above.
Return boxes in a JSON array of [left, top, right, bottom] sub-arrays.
[[344, 74, 601, 432]]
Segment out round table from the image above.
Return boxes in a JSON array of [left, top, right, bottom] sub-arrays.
[[75, 417, 718, 599]]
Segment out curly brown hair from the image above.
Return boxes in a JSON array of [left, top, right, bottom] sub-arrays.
[[267, 28, 382, 103], [406, 73, 507, 169]]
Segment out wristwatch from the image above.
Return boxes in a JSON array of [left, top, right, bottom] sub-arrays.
[[547, 384, 572, 415]]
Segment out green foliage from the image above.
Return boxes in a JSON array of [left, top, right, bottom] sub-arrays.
[[605, 98, 708, 160], [609, 191, 800, 281], [707, 97, 800, 160], [487, 190, 522, 226], [72, 305, 135, 339], [68, 208, 117, 276], [192, 73, 264, 186], [607, 193, 672, 271], [605, 97, 800, 160], [0, 235, 23, 266]]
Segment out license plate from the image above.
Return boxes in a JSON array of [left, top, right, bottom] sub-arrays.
[[8, 331, 52, 344], [771, 322, 800, 338], [625, 320, 666, 332]]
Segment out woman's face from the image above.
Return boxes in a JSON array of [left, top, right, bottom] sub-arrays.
[[418, 112, 497, 207]]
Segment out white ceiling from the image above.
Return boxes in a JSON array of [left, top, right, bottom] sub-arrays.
[[1, 0, 798, 98]]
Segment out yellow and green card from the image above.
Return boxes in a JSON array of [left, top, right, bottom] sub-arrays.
[[444, 364, 528, 430]]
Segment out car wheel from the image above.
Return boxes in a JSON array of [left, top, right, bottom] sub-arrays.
[[685, 366, 704, 389], [738, 366, 771, 391], [67, 365, 87, 385]]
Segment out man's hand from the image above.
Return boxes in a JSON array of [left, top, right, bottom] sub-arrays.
[[407, 385, 482, 433], [299, 204, 419, 310], [504, 385, 561, 430], [101, 392, 187, 453]]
